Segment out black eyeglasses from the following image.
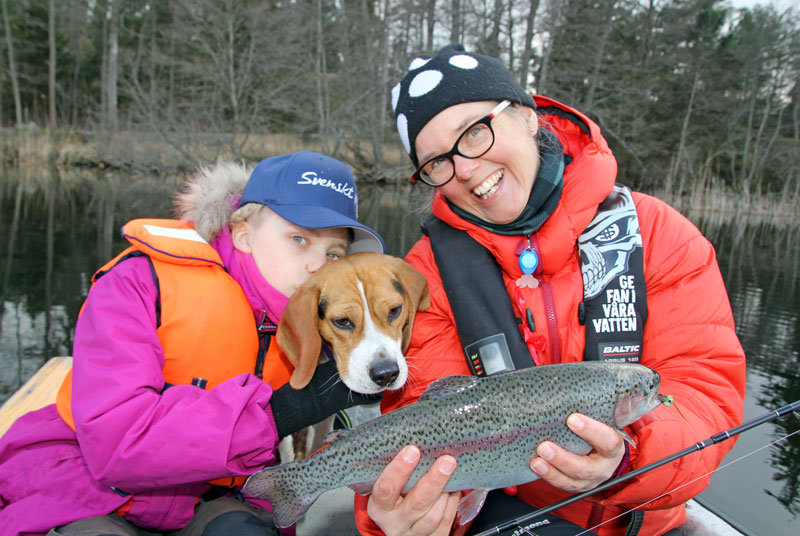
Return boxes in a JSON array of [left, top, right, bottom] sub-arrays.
[[411, 100, 512, 187]]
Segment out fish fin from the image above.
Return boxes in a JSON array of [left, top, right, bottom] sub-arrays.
[[420, 375, 480, 401], [618, 429, 637, 448], [321, 428, 348, 445], [348, 481, 374, 495], [242, 464, 321, 528], [456, 489, 489, 526]]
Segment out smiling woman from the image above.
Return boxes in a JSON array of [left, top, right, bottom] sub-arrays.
[[354, 43, 747, 536]]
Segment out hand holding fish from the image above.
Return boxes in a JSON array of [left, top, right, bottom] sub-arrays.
[[242, 362, 665, 529], [367, 446, 463, 536], [530, 413, 626, 493]]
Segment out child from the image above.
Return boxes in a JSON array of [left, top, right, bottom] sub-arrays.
[[0, 151, 385, 535]]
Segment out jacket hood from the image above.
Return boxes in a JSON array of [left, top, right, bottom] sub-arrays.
[[174, 160, 253, 242]]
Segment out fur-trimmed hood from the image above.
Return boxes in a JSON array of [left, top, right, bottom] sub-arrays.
[[174, 160, 253, 242]]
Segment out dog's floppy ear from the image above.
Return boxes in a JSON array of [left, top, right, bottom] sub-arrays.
[[388, 257, 430, 353], [277, 282, 323, 389]]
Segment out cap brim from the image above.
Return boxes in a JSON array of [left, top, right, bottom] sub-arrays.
[[268, 204, 385, 254]]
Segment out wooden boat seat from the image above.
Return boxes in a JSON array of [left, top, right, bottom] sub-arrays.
[[0, 356, 72, 436]]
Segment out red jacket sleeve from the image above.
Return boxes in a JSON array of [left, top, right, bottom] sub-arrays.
[[596, 194, 746, 509]]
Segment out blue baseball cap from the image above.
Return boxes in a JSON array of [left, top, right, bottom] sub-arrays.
[[239, 151, 385, 253]]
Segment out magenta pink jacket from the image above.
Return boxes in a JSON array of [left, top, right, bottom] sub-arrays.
[[0, 231, 281, 535]]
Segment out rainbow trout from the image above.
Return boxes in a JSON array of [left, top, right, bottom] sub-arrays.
[[243, 361, 667, 528]]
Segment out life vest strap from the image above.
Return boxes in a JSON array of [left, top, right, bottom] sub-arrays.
[[423, 215, 533, 375], [424, 183, 647, 373]]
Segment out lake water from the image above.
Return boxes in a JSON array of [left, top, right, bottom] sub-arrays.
[[1, 168, 798, 534]]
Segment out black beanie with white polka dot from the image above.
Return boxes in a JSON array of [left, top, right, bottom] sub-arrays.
[[391, 43, 536, 167]]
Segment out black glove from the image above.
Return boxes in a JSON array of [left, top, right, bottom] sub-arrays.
[[269, 360, 383, 439]]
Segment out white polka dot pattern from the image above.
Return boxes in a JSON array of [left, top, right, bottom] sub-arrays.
[[391, 83, 401, 112], [408, 57, 430, 70], [409, 70, 443, 98], [397, 114, 411, 155], [449, 54, 479, 70]]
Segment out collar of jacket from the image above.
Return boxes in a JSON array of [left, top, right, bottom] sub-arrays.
[[431, 96, 617, 278], [211, 226, 289, 325]]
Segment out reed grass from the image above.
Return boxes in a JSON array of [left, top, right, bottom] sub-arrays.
[[2, 130, 797, 223], [1, 129, 409, 178], [655, 177, 800, 229]]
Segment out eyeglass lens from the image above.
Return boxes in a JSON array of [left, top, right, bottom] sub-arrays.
[[420, 121, 495, 185]]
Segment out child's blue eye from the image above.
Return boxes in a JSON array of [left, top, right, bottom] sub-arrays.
[[292, 236, 307, 245], [327, 252, 341, 260]]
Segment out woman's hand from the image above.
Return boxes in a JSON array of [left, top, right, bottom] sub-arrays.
[[529, 413, 626, 493], [367, 445, 463, 536]]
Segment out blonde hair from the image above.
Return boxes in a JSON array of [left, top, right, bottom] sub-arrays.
[[229, 202, 265, 226]]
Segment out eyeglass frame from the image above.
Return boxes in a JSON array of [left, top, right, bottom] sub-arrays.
[[410, 100, 512, 187]]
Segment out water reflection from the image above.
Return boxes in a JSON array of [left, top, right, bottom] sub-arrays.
[[358, 180, 430, 258], [1, 169, 799, 532], [687, 212, 800, 532], [0, 168, 180, 399]]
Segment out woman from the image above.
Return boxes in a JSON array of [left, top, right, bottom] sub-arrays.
[[354, 44, 746, 536]]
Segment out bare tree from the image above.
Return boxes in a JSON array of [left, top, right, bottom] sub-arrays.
[[1, 0, 22, 126], [483, 0, 504, 58], [425, 0, 436, 51], [518, 0, 541, 91], [450, 0, 462, 44], [107, 0, 119, 131], [47, 0, 56, 128], [315, 0, 331, 151], [582, 2, 616, 111]]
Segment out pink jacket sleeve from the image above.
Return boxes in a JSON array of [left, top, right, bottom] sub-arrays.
[[71, 256, 280, 492]]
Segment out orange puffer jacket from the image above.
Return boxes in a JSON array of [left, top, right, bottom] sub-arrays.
[[355, 96, 746, 536]]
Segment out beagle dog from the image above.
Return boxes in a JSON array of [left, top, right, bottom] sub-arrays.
[[279, 251, 430, 393], [276, 252, 430, 460]]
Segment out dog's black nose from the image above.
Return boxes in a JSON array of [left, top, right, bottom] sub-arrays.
[[369, 360, 400, 387]]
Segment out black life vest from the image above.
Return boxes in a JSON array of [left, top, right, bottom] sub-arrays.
[[423, 184, 646, 374]]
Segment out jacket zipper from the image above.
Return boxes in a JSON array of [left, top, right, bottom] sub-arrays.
[[255, 310, 275, 379], [530, 235, 562, 364]]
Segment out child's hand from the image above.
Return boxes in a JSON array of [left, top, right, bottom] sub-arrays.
[[270, 360, 382, 439]]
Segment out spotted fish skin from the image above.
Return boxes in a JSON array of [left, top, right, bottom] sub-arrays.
[[243, 362, 662, 528]]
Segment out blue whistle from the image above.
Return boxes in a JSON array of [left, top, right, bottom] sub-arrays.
[[519, 247, 538, 275]]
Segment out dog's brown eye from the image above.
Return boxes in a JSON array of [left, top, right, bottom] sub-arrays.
[[332, 317, 354, 330], [388, 305, 402, 322]]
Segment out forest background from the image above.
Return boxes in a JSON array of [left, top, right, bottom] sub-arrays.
[[1, 0, 798, 215]]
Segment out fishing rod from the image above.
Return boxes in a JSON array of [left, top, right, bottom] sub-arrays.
[[473, 399, 800, 536]]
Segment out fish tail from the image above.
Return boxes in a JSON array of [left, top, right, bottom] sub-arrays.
[[242, 463, 323, 528]]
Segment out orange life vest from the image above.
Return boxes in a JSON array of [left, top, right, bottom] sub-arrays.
[[56, 219, 294, 487]]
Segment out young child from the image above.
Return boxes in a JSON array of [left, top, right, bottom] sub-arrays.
[[0, 151, 385, 535]]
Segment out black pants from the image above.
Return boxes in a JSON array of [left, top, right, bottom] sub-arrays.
[[47, 497, 278, 536]]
